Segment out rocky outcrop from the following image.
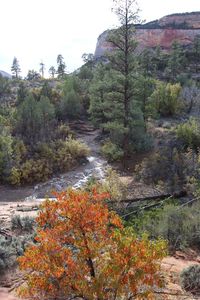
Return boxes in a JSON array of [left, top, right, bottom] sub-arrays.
[[94, 12, 200, 58], [0, 70, 12, 79], [135, 28, 200, 50], [158, 12, 200, 29]]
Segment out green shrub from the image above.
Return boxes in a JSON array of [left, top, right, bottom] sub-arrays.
[[149, 81, 182, 116], [35, 143, 54, 161], [60, 90, 82, 119], [5, 132, 90, 185], [176, 118, 200, 150], [65, 136, 90, 159], [135, 147, 198, 187], [0, 75, 10, 98], [99, 168, 128, 202], [180, 265, 200, 294], [11, 215, 23, 231], [53, 146, 74, 172], [56, 124, 73, 140], [9, 167, 21, 185], [0, 234, 34, 273], [21, 216, 36, 232], [101, 141, 123, 162], [85, 168, 128, 206], [20, 159, 53, 184], [9, 159, 53, 185], [127, 201, 200, 251], [11, 215, 36, 232], [0, 236, 12, 273]]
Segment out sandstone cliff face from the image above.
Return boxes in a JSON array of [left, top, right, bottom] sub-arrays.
[[135, 28, 200, 50], [94, 12, 200, 58], [158, 12, 200, 29]]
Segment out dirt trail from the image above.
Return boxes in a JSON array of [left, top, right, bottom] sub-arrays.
[[161, 255, 200, 299], [0, 289, 19, 300]]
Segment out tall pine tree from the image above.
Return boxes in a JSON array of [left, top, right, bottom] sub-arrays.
[[104, 0, 145, 162], [166, 41, 185, 82], [57, 54, 66, 78], [11, 57, 21, 78]]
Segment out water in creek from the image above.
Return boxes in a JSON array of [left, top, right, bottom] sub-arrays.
[[25, 155, 107, 201], [0, 130, 107, 202], [25, 131, 107, 201]]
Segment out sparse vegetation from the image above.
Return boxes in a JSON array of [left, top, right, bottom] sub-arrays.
[[101, 141, 123, 162], [0, 233, 35, 274], [126, 201, 200, 251], [11, 215, 36, 232], [149, 82, 182, 116], [176, 118, 200, 150], [135, 147, 199, 189], [181, 264, 200, 294]]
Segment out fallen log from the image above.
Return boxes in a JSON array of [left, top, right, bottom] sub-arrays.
[[109, 190, 187, 204]]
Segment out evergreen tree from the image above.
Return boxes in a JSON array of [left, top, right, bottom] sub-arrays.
[[59, 77, 82, 119], [38, 96, 55, 141], [77, 54, 95, 112], [26, 70, 41, 81], [138, 48, 155, 76], [40, 81, 53, 100], [0, 75, 10, 98], [16, 94, 55, 145], [57, 54, 66, 78], [166, 41, 185, 82], [11, 57, 21, 78], [151, 46, 168, 73], [89, 63, 109, 127], [134, 75, 156, 130], [103, 0, 145, 162], [16, 94, 41, 145], [0, 115, 13, 181], [17, 82, 28, 105], [81, 53, 94, 64], [192, 36, 200, 73], [39, 61, 45, 78], [49, 66, 56, 78]]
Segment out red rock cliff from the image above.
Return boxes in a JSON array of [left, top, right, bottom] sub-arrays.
[[94, 12, 200, 58]]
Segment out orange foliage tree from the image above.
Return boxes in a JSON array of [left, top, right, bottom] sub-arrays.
[[18, 189, 166, 300]]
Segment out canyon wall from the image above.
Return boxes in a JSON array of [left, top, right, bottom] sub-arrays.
[[94, 12, 200, 58]]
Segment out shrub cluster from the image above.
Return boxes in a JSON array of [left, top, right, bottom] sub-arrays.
[[0, 78, 90, 186], [127, 201, 200, 251], [135, 147, 198, 188], [9, 137, 90, 185], [180, 265, 200, 295], [101, 141, 124, 162], [149, 82, 182, 116], [0, 234, 34, 274], [176, 118, 200, 150], [11, 215, 36, 232]]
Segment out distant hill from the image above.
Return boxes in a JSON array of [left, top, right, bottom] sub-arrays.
[[94, 11, 200, 59], [0, 70, 12, 79]]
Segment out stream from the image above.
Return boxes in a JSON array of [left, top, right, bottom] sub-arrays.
[[0, 130, 108, 202]]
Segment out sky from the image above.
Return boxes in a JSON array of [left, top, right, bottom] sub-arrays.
[[0, 0, 200, 77]]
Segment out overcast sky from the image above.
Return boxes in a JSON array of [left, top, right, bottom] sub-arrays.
[[0, 0, 200, 77]]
